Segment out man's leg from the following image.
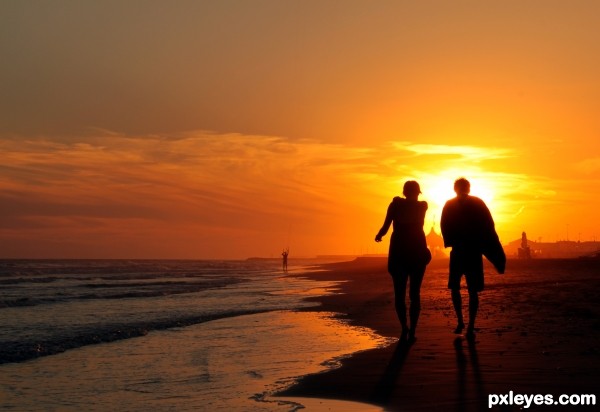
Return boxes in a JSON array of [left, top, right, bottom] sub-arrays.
[[467, 290, 479, 338], [451, 288, 465, 333], [464, 255, 483, 338], [449, 250, 465, 333]]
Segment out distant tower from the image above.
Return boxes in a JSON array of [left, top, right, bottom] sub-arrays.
[[518, 231, 532, 259], [426, 216, 444, 258]]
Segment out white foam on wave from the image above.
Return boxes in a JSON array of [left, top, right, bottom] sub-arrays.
[[0, 262, 340, 362]]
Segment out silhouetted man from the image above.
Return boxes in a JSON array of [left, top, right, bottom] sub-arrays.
[[441, 178, 505, 338]]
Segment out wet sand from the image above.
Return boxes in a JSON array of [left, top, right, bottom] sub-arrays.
[[278, 257, 600, 411], [0, 310, 387, 411]]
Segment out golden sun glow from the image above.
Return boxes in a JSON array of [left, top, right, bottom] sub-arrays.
[[419, 171, 500, 232], [2, 2, 600, 259], [1, 132, 569, 258]]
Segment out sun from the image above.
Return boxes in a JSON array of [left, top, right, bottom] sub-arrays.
[[422, 177, 456, 211], [418, 171, 499, 231]]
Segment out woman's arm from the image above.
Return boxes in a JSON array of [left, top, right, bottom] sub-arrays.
[[375, 199, 396, 242]]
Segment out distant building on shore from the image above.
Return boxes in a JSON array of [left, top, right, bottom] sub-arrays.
[[426, 225, 445, 258], [518, 232, 532, 259], [504, 233, 600, 258]]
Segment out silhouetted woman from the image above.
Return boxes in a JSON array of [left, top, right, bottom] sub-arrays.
[[375, 181, 431, 341]]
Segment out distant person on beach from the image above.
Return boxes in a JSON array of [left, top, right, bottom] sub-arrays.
[[375, 180, 432, 341], [441, 178, 505, 339], [282, 248, 289, 272]]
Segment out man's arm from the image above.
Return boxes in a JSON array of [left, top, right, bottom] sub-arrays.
[[440, 200, 453, 248]]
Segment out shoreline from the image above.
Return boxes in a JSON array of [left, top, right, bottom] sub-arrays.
[[278, 257, 600, 411]]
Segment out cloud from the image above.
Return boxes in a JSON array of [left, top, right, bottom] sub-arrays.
[[0, 133, 530, 224], [399, 142, 513, 161], [0, 131, 556, 257], [513, 205, 525, 218], [0, 132, 372, 231]]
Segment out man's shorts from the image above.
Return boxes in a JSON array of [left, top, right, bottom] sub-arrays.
[[448, 249, 484, 292]]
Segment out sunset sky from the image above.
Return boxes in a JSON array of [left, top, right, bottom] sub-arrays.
[[1, 1, 599, 259]]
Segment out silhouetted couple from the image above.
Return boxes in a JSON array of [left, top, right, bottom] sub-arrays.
[[376, 178, 505, 341]]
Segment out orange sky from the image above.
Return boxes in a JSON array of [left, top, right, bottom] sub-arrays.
[[1, 1, 599, 258]]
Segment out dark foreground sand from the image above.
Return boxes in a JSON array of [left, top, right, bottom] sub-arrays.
[[278, 257, 600, 411]]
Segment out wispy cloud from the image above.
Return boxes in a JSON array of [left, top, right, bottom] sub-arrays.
[[0, 132, 568, 257], [398, 142, 513, 161], [0, 132, 383, 256]]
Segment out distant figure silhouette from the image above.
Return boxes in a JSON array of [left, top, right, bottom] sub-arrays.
[[281, 248, 289, 272], [441, 178, 505, 339], [375, 181, 432, 341]]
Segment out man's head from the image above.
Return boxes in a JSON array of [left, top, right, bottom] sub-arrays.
[[454, 178, 470, 195], [403, 180, 421, 199]]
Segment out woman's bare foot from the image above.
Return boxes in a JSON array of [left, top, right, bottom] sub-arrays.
[[465, 326, 475, 340], [400, 327, 409, 341]]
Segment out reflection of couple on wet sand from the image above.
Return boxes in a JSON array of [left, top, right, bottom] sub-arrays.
[[375, 177, 505, 341]]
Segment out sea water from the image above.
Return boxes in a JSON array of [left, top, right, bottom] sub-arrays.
[[0, 259, 389, 411]]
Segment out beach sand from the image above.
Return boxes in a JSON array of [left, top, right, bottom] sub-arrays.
[[277, 257, 600, 411]]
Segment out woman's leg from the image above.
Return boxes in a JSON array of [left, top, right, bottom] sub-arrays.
[[408, 266, 425, 338], [391, 274, 409, 335]]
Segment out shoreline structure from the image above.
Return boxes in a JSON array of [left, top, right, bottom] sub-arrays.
[[277, 257, 600, 411]]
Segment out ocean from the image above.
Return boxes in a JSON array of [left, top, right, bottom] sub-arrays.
[[0, 259, 389, 411]]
